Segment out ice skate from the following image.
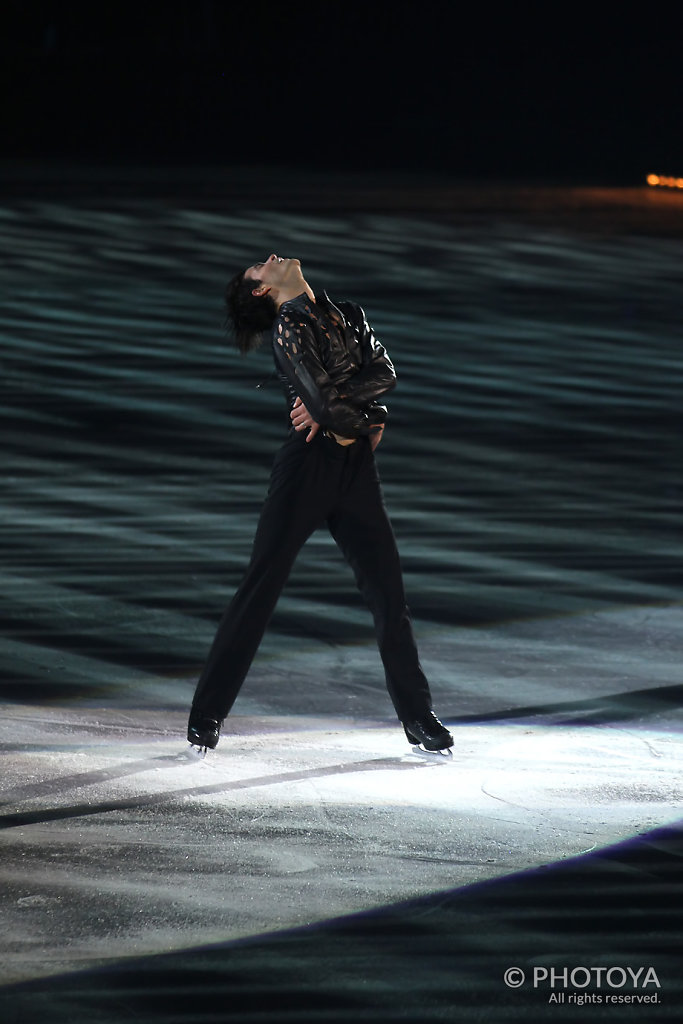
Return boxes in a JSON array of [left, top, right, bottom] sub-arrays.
[[403, 711, 453, 755], [187, 710, 221, 754]]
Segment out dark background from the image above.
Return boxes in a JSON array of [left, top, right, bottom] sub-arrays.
[[3, 0, 682, 182]]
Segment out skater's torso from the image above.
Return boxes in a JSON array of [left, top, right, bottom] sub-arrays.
[[271, 291, 395, 441]]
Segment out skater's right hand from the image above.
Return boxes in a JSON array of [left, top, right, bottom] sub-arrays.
[[369, 423, 384, 451]]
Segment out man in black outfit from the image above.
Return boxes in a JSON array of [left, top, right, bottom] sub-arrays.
[[187, 254, 452, 753]]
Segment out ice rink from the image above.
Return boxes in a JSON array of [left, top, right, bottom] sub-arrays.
[[1, 172, 681, 1021]]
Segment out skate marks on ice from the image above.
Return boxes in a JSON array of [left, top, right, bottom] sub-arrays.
[[0, 703, 681, 985], [0, 706, 444, 828], [0, 746, 436, 830], [0, 711, 461, 983]]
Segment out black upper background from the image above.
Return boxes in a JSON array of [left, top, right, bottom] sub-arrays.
[[3, 1, 682, 183]]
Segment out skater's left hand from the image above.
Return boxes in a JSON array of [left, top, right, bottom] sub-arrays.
[[291, 397, 320, 442]]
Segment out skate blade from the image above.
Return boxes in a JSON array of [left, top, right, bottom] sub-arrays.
[[187, 743, 208, 760], [409, 743, 453, 758]]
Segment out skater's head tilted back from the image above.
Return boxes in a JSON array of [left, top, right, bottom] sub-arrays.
[[225, 253, 314, 354]]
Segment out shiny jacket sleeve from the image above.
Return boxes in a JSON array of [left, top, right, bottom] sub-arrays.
[[272, 315, 383, 438], [335, 302, 397, 405]]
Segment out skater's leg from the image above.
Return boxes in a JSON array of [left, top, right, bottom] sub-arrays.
[[191, 434, 337, 724], [327, 443, 433, 723], [191, 528, 306, 721]]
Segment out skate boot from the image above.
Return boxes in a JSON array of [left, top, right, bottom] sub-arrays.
[[403, 711, 453, 752], [187, 709, 221, 753]]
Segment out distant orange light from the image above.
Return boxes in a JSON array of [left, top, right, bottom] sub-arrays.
[[646, 173, 683, 189]]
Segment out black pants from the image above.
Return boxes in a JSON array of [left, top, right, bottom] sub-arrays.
[[191, 430, 432, 722]]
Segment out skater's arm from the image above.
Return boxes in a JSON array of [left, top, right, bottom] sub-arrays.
[[334, 301, 397, 405]]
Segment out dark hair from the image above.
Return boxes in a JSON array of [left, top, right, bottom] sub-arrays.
[[224, 270, 277, 354]]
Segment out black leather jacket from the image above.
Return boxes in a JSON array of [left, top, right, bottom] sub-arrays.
[[271, 291, 396, 438]]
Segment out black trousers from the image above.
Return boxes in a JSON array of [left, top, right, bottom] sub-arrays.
[[191, 430, 432, 722]]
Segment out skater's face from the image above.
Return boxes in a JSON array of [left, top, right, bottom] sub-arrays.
[[244, 253, 304, 296]]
